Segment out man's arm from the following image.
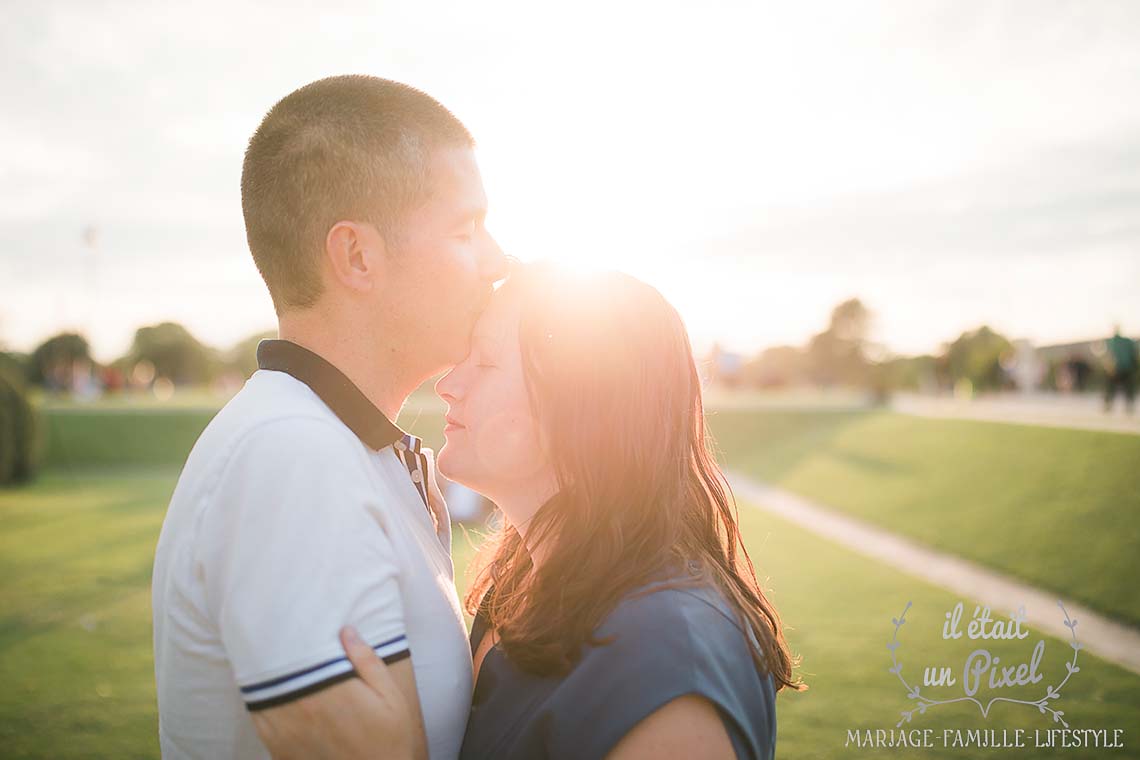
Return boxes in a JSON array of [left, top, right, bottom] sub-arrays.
[[202, 423, 425, 759], [250, 628, 427, 760]]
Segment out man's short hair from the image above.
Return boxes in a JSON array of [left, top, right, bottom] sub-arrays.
[[241, 75, 474, 312]]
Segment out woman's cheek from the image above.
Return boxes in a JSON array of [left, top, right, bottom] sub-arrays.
[[435, 441, 463, 482], [474, 407, 545, 479]]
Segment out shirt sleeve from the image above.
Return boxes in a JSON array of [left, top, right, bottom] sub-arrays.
[[199, 417, 409, 711], [540, 587, 777, 760]]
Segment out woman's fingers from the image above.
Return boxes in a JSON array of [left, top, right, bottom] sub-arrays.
[[339, 626, 399, 700]]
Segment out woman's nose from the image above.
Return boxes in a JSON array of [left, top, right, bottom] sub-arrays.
[[435, 367, 460, 403]]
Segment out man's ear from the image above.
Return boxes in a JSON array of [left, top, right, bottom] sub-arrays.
[[325, 221, 385, 293]]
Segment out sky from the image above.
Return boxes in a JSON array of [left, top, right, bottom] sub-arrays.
[[2, 0, 1139, 362]]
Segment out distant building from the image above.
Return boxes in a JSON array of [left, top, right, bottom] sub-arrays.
[[1034, 336, 1138, 393], [1035, 339, 1102, 365]]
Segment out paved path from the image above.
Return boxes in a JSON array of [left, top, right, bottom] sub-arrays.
[[727, 472, 1140, 676], [892, 392, 1140, 435]]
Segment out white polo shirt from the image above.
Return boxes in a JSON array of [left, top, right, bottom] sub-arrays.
[[152, 340, 473, 760]]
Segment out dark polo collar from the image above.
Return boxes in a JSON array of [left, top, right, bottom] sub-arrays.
[[256, 339, 405, 451]]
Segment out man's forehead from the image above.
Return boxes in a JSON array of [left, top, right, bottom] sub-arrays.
[[399, 146, 486, 230], [428, 146, 486, 203]]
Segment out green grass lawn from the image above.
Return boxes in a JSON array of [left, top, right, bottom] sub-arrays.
[[708, 409, 1140, 628], [40, 410, 217, 469], [735, 504, 1140, 759], [37, 406, 1140, 625], [39, 400, 443, 470], [2, 468, 1138, 759], [0, 470, 175, 760], [10, 405, 1138, 757]]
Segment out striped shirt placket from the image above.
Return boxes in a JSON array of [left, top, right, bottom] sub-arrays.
[[395, 433, 432, 519]]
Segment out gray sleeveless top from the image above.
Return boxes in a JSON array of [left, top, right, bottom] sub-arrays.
[[459, 578, 777, 760]]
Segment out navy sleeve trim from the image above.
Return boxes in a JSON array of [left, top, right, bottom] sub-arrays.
[[246, 669, 356, 712], [245, 650, 411, 712], [239, 635, 409, 709]]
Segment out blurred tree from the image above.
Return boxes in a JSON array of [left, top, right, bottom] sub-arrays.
[[0, 350, 30, 385], [941, 325, 1012, 393], [830, 298, 871, 343], [0, 363, 40, 485], [30, 332, 92, 389], [224, 330, 277, 379], [880, 354, 939, 392], [806, 298, 872, 387], [123, 322, 216, 386]]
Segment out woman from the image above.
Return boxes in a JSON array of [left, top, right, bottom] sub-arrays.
[[347, 262, 800, 759]]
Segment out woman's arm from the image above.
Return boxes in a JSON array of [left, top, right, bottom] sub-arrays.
[[604, 695, 737, 760]]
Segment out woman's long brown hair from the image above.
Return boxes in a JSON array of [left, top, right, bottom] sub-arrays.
[[465, 263, 801, 691]]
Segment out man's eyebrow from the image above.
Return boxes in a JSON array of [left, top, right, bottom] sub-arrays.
[[457, 202, 487, 223]]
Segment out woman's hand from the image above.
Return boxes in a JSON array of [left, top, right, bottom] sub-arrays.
[[249, 626, 423, 760], [335, 626, 422, 760], [339, 626, 407, 704]]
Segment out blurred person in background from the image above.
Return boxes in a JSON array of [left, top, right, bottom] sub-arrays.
[[1104, 324, 1138, 414], [444, 479, 492, 523]]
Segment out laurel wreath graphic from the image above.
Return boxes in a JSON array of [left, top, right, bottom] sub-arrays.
[[887, 600, 1081, 728]]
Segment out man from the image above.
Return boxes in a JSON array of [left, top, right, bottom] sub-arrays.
[[1104, 324, 1137, 414], [152, 75, 506, 759]]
